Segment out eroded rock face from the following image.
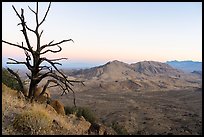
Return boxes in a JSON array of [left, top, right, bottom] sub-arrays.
[[50, 99, 65, 115]]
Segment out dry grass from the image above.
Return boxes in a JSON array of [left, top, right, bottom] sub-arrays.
[[2, 83, 91, 135], [13, 109, 52, 135]]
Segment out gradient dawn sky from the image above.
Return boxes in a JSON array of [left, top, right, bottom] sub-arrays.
[[2, 2, 202, 68]]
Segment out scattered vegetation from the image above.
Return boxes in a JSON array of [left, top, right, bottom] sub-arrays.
[[111, 122, 128, 135], [64, 106, 96, 124], [2, 68, 20, 91]]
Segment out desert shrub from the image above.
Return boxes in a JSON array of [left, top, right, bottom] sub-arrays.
[[13, 109, 52, 135], [2, 68, 20, 91], [111, 122, 128, 135], [64, 106, 96, 124]]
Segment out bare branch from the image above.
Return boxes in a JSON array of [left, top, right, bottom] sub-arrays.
[[39, 2, 51, 26], [39, 65, 52, 71], [35, 71, 53, 82], [25, 24, 36, 33], [26, 73, 32, 79], [40, 57, 66, 78], [40, 45, 62, 54], [37, 79, 77, 106], [12, 5, 33, 53], [53, 62, 62, 66], [48, 40, 54, 45], [38, 79, 54, 97], [39, 30, 44, 37], [28, 6, 36, 14], [17, 22, 26, 26], [7, 58, 27, 65], [38, 58, 75, 85], [2, 40, 29, 51], [7, 57, 33, 72], [24, 50, 31, 61], [35, 2, 39, 33], [24, 50, 33, 70], [12, 5, 21, 19], [49, 58, 68, 62], [36, 2, 39, 16], [7, 68, 27, 95], [40, 58, 84, 88], [47, 84, 66, 93], [47, 84, 59, 88], [40, 39, 74, 51], [21, 8, 24, 20], [49, 39, 74, 46], [68, 80, 85, 86], [38, 79, 62, 96]]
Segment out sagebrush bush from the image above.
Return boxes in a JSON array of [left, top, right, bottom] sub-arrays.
[[13, 109, 52, 135], [64, 106, 96, 124]]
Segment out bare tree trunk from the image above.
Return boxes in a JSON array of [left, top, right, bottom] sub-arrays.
[[28, 80, 35, 98], [2, 2, 85, 105]]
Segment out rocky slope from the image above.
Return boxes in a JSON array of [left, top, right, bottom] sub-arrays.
[[2, 83, 115, 135], [71, 60, 135, 80], [130, 61, 183, 76]]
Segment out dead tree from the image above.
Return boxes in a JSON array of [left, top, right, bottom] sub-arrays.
[[2, 2, 84, 106]]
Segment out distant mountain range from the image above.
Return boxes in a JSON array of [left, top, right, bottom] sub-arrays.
[[68, 60, 202, 91], [71, 60, 190, 79], [9, 60, 201, 92], [166, 60, 202, 73]]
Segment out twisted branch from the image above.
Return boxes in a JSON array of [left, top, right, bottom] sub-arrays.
[[40, 45, 62, 54], [40, 39, 74, 51]]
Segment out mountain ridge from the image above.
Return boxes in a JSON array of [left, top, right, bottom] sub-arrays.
[[166, 60, 202, 72], [68, 60, 202, 91]]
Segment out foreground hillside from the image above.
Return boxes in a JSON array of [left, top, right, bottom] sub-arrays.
[[2, 83, 91, 135], [2, 83, 116, 135]]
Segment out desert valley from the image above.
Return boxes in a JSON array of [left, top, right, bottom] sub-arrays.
[[38, 60, 202, 135]]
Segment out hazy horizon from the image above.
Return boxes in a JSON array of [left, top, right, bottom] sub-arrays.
[[2, 2, 202, 69], [2, 57, 202, 70]]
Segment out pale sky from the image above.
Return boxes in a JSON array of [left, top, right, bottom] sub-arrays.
[[2, 2, 202, 68]]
